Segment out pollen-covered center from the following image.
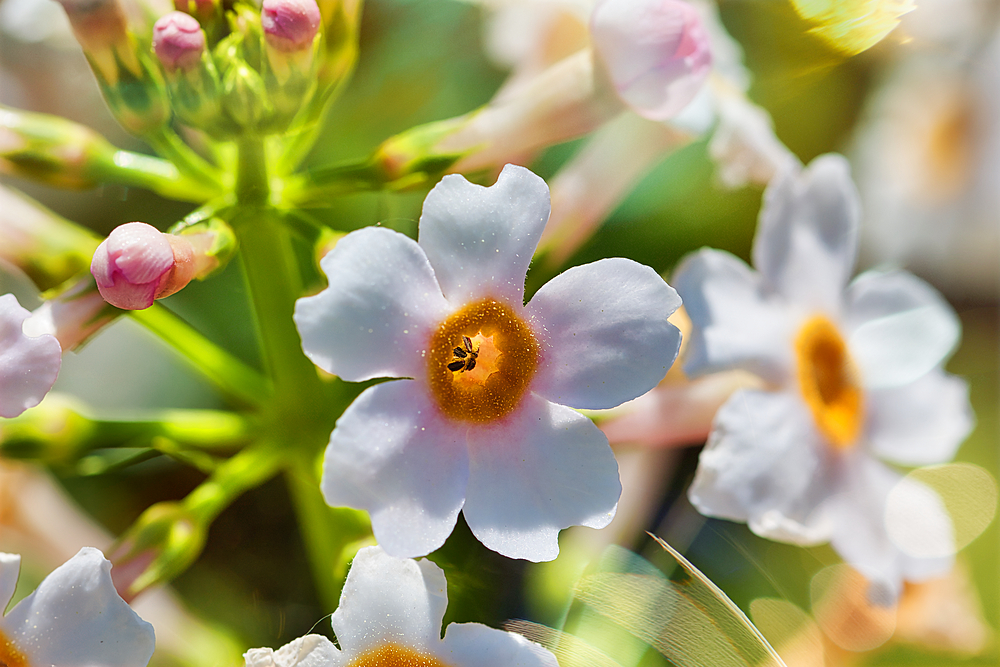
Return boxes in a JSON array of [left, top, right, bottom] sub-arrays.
[[1, 628, 29, 667], [348, 643, 453, 667], [427, 298, 539, 423], [795, 315, 864, 449]]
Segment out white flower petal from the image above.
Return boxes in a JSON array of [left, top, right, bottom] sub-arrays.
[[0, 553, 20, 612], [845, 269, 961, 389], [332, 547, 448, 658], [418, 165, 549, 306], [321, 381, 469, 559], [244, 635, 343, 667], [829, 456, 953, 600], [673, 248, 793, 383], [0, 293, 61, 418], [865, 369, 973, 466], [440, 622, 559, 667], [463, 394, 621, 562], [590, 0, 712, 121], [526, 258, 682, 410], [294, 227, 450, 382], [752, 154, 860, 313], [0, 547, 155, 667], [688, 389, 837, 545]]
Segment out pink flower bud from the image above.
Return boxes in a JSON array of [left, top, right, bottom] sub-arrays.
[[261, 0, 321, 53], [153, 11, 206, 72], [91, 222, 196, 310], [591, 0, 712, 121]]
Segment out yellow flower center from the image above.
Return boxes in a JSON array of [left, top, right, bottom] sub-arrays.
[[349, 644, 453, 667], [795, 315, 864, 449], [427, 298, 539, 423], [0, 628, 28, 667]]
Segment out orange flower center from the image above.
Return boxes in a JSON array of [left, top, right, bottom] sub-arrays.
[[348, 644, 453, 667], [795, 315, 864, 449], [0, 628, 28, 667], [426, 298, 539, 423]]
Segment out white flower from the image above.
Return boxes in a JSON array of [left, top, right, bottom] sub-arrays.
[[673, 154, 974, 598], [0, 547, 155, 667], [294, 164, 682, 562], [0, 293, 61, 418], [244, 546, 558, 667]]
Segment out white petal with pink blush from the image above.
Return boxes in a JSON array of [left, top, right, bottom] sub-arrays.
[[244, 547, 557, 667], [0, 547, 155, 667], [296, 164, 681, 561], [0, 293, 61, 418]]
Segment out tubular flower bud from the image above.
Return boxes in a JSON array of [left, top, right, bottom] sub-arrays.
[[261, 0, 321, 53], [153, 12, 206, 73], [55, 0, 140, 85], [590, 0, 712, 121], [90, 222, 197, 310]]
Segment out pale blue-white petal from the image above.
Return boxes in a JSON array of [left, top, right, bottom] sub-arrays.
[[418, 164, 549, 307], [440, 622, 559, 667], [865, 369, 973, 466], [463, 394, 621, 562], [243, 635, 344, 667], [0, 553, 20, 613], [0, 547, 155, 667], [321, 381, 469, 559], [845, 269, 961, 389], [752, 155, 860, 313], [294, 227, 450, 382], [673, 248, 794, 383], [0, 293, 61, 418], [332, 547, 448, 658], [526, 258, 681, 410], [688, 389, 838, 545]]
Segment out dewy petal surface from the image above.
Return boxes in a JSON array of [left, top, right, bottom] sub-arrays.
[[689, 389, 837, 545], [418, 164, 549, 306], [1, 547, 155, 667], [332, 547, 448, 658], [321, 381, 469, 558], [244, 635, 343, 667], [0, 293, 61, 418], [673, 248, 793, 383], [295, 227, 451, 382], [866, 369, 973, 466], [526, 257, 682, 410], [463, 394, 621, 561], [753, 154, 860, 313], [440, 622, 559, 667], [845, 269, 961, 389]]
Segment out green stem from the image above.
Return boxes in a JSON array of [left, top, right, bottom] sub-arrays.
[[286, 453, 372, 611], [185, 440, 283, 524], [130, 304, 271, 408], [96, 149, 221, 202], [145, 127, 226, 192]]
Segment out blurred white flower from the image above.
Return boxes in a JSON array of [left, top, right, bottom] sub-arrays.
[[0, 547, 155, 667], [295, 164, 682, 561], [0, 293, 61, 418], [244, 546, 558, 667], [674, 154, 974, 598]]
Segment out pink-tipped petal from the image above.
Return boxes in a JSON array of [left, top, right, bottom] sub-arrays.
[[591, 0, 712, 121], [261, 0, 321, 52], [0, 293, 61, 418], [91, 222, 177, 310], [152, 11, 206, 72]]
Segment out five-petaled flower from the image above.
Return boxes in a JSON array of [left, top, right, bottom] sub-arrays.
[[294, 164, 682, 561], [0, 547, 156, 667], [674, 154, 974, 599], [243, 546, 558, 667]]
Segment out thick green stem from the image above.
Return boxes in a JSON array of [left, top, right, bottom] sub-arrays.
[[286, 453, 372, 611], [130, 304, 270, 408]]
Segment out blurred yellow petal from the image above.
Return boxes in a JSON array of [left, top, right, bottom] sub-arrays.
[[791, 0, 916, 55]]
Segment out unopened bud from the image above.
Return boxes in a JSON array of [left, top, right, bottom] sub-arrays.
[[262, 0, 321, 52], [90, 222, 197, 310], [0, 294, 62, 419], [591, 0, 712, 121], [153, 12, 206, 73]]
